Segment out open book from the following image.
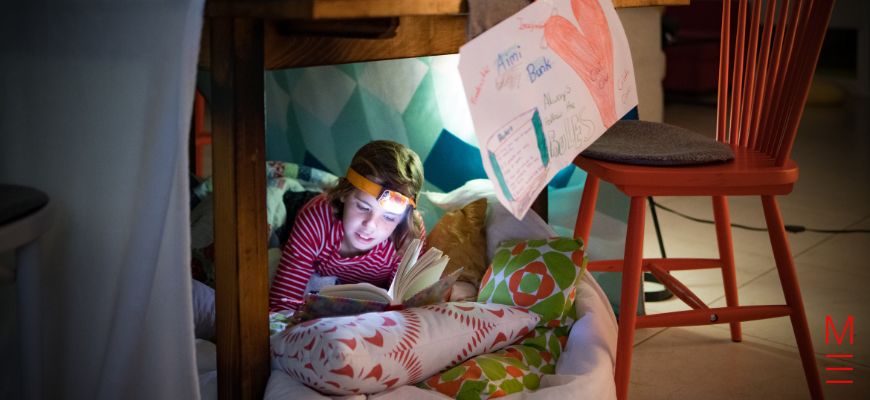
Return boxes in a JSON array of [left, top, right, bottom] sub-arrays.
[[317, 239, 451, 305]]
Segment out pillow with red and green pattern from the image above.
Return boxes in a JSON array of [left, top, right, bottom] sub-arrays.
[[271, 302, 539, 395], [417, 237, 587, 399], [478, 237, 587, 326], [419, 342, 556, 398]]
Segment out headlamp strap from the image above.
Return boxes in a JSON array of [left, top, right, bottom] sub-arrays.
[[346, 168, 416, 209]]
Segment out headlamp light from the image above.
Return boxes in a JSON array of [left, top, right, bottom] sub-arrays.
[[346, 168, 415, 214]]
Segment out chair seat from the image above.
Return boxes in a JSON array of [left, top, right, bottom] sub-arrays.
[[574, 148, 798, 197], [581, 120, 736, 166]]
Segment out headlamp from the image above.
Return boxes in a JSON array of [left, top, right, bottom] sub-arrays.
[[346, 168, 416, 214]]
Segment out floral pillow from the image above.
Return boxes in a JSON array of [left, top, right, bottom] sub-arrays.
[[419, 320, 575, 399], [478, 237, 587, 326], [418, 237, 585, 399], [419, 342, 557, 398], [271, 302, 539, 395]]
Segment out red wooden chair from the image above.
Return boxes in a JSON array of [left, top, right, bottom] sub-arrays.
[[572, 0, 835, 398]]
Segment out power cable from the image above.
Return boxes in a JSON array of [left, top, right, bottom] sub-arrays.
[[650, 199, 870, 234]]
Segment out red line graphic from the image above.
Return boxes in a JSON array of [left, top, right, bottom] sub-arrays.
[[824, 354, 854, 358], [825, 367, 854, 371], [825, 380, 854, 384]]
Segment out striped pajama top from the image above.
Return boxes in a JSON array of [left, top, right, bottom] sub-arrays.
[[269, 194, 419, 311]]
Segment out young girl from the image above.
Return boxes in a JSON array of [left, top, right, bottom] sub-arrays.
[[269, 140, 425, 311]]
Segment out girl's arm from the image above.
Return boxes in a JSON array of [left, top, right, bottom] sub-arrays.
[[268, 198, 328, 311]]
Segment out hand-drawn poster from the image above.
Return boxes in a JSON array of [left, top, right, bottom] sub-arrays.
[[459, 0, 637, 219]]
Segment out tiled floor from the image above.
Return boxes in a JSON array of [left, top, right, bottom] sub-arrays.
[[627, 87, 870, 399]]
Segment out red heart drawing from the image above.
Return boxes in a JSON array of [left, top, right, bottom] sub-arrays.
[[544, 0, 616, 126]]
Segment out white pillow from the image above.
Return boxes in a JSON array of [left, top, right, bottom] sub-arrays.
[[271, 302, 539, 395], [485, 201, 556, 263], [420, 179, 496, 211]]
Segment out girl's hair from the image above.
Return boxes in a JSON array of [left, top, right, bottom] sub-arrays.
[[326, 140, 425, 247]]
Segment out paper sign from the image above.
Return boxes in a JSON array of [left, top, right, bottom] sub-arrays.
[[459, 0, 637, 219]]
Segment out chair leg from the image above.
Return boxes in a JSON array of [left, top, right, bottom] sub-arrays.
[[573, 175, 600, 243], [712, 195, 741, 342], [761, 196, 824, 399], [614, 196, 646, 400]]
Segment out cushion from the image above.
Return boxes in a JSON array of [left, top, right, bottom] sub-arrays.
[[485, 201, 554, 264], [478, 237, 587, 326], [581, 120, 735, 166], [418, 342, 557, 398], [421, 179, 496, 212], [450, 281, 479, 302], [426, 198, 488, 289], [271, 302, 539, 395], [418, 178, 556, 265], [419, 323, 573, 399]]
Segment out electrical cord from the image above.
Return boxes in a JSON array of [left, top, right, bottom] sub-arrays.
[[650, 199, 870, 234]]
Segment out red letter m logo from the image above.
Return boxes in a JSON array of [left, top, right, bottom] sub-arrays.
[[825, 315, 854, 345]]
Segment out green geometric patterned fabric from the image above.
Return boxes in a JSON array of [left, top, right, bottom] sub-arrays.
[[420, 237, 587, 399], [265, 55, 477, 177], [478, 237, 587, 326], [418, 323, 574, 399], [418, 343, 557, 399], [265, 55, 483, 230]]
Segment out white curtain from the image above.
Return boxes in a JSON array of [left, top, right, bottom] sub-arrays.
[[0, 1, 203, 399]]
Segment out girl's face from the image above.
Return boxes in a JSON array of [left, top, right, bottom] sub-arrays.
[[339, 189, 404, 257]]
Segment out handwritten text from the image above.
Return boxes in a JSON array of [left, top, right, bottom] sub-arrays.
[[527, 57, 552, 83]]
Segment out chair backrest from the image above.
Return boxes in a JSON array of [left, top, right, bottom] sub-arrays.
[[715, 0, 834, 166]]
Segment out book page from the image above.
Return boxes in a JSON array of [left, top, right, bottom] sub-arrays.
[[388, 239, 423, 299], [401, 268, 463, 308], [399, 247, 443, 292], [399, 256, 449, 302], [319, 282, 392, 304]]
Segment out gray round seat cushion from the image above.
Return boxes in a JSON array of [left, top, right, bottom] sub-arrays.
[[581, 120, 735, 166]]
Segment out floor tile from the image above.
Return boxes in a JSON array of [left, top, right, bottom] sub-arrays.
[[629, 325, 870, 400], [708, 259, 870, 367], [794, 216, 870, 278]]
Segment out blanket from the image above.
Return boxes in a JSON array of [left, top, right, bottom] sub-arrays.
[[190, 162, 338, 287]]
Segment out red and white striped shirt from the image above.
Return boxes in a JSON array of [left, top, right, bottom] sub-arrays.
[[269, 194, 422, 311]]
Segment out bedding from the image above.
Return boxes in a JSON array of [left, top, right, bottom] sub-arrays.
[[271, 302, 539, 395], [196, 179, 618, 400], [259, 271, 617, 400], [190, 162, 337, 287], [197, 250, 617, 400], [420, 237, 586, 398], [418, 341, 558, 398]]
